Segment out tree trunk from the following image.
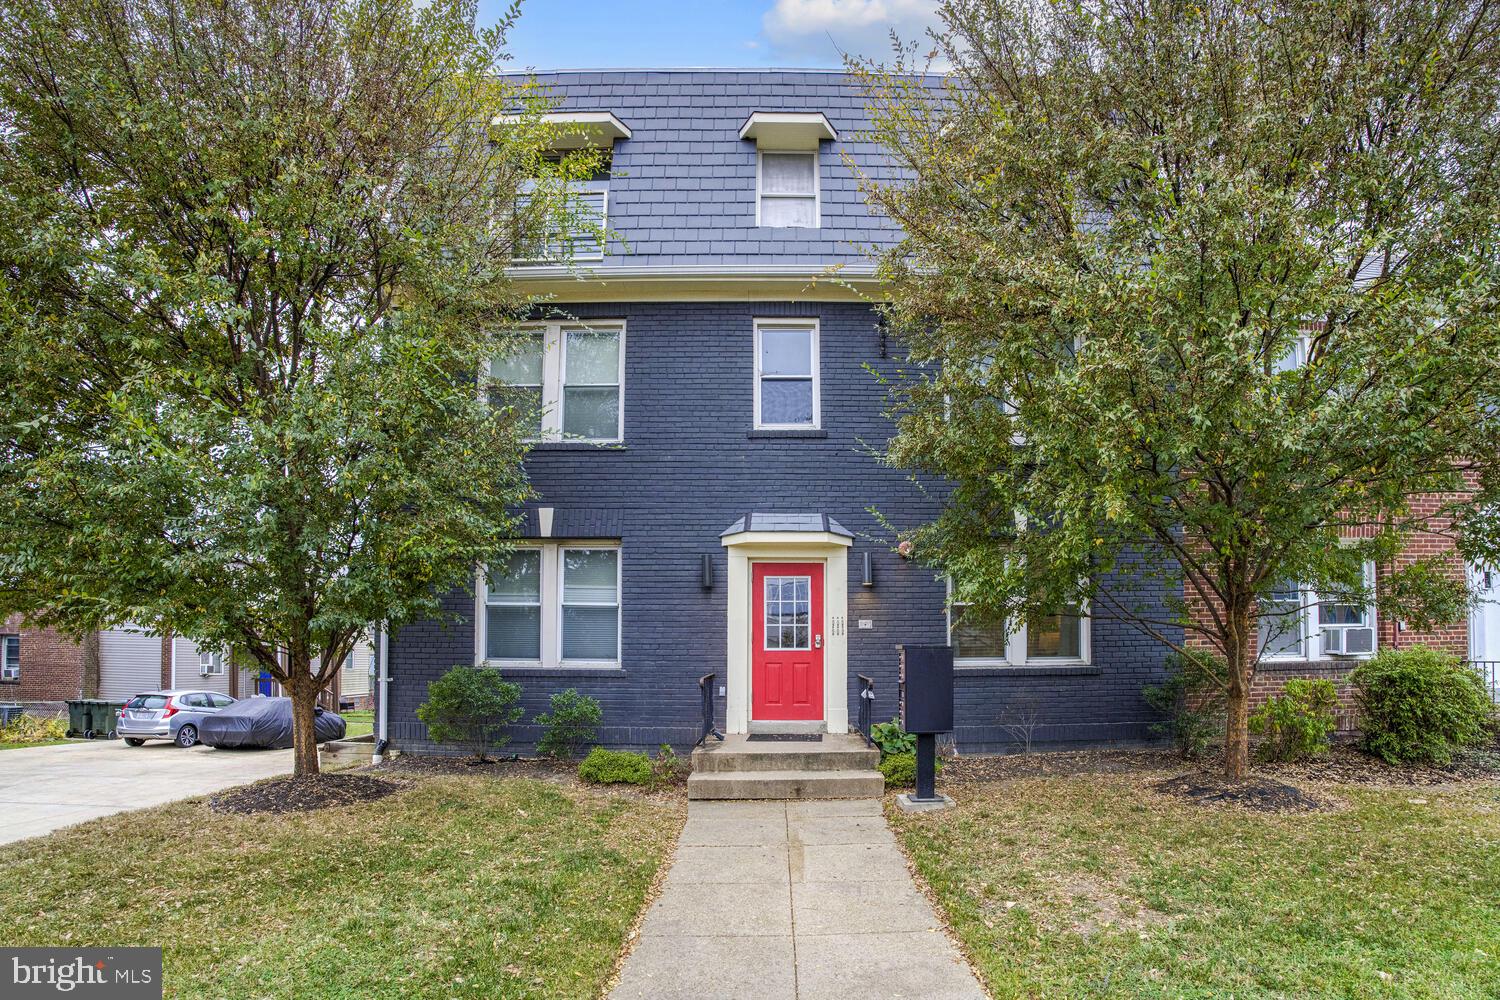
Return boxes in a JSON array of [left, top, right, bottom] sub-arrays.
[[80, 630, 101, 699], [288, 673, 321, 778], [1223, 601, 1253, 782]]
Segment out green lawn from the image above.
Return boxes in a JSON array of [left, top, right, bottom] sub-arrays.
[[343, 709, 373, 738], [890, 773, 1500, 999], [4, 773, 682, 999]]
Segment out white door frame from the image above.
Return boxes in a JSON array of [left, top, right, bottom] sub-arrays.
[[721, 530, 850, 735]]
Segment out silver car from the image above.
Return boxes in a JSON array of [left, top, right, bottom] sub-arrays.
[[117, 690, 237, 748]]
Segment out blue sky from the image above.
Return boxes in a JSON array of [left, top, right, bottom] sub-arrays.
[[488, 0, 945, 70]]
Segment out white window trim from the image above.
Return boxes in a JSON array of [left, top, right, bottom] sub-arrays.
[[945, 579, 1091, 667], [1260, 560, 1378, 662], [0, 634, 18, 681], [489, 320, 625, 444], [198, 650, 226, 676], [477, 542, 622, 669], [753, 318, 821, 430], [755, 150, 820, 229]]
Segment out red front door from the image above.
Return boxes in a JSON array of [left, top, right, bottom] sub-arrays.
[[751, 562, 824, 721]]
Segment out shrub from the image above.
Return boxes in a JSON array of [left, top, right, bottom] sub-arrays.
[[533, 688, 602, 759], [870, 717, 915, 757], [0, 713, 67, 744], [652, 744, 685, 786], [1249, 678, 1339, 762], [1143, 652, 1226, 759], [577, 747, 653, 785], [415, 665, 523, 762], [877, 751, 942, 788], [1350, 647, 1492, 765]]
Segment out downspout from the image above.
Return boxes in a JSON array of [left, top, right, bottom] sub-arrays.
[[372, 622, 390, 764]]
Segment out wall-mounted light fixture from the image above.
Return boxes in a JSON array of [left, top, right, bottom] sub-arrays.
[[876, 314, 888, 360], [702, 553, 714, 590], [862, 551, 875, 587]]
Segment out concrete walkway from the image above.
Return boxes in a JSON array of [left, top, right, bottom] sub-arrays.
[[611, 798, 987, 1000]]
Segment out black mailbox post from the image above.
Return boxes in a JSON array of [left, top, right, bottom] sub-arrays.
[[898, 644, 954, 802]]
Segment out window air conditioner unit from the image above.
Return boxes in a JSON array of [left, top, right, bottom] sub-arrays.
[[1321, 626, 1374, 657]]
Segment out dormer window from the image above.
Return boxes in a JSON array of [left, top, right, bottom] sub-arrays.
[[758, 153, 818, 228], [740, 112, 836, 230], [495, 110, 630, 263]]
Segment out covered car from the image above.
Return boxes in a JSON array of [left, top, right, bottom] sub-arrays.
[[197, 696, 345, 749]]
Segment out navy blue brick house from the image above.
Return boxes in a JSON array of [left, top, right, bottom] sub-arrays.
[[382, 70, 1177, 755]]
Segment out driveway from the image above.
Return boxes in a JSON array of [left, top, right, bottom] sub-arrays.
[[0, 739, 293, 845]]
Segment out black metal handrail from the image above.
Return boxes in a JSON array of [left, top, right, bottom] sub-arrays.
[[857, 674, 875, 748], [1467, 660, 1499, 704], [696, 672, 723, 747]]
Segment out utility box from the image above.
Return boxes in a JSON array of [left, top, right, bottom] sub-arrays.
[[897, 644, 954, 734]]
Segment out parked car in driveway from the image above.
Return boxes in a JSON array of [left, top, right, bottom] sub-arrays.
[[117, 690, 236, 748], [198, 696, 344, 749]]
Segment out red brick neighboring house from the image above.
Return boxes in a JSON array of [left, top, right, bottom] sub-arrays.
[[1185, 488, 1494, 732], [0, 617, 87, 712]]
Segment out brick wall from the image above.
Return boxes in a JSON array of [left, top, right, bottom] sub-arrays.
[[0, 615, 84, 710], [387, 300, 1180, 756], [1182, 485, 1475, 728]]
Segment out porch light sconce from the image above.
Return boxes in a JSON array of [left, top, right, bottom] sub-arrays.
[[876, 314, 888, 360], [862, 551, 875, 588], [702, 553, 714, 590]]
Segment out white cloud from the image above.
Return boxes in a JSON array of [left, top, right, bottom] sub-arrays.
[[761, 0, 945, 65]]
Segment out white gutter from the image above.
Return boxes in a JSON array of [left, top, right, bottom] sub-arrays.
[[506, 261, 880, 283], [372, 621, 390, 764]]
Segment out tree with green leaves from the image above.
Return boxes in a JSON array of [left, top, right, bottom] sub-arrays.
[[853, 0, 1500, 780], [0, 0, 600, 776]]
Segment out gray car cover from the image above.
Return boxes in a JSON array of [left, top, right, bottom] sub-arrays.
[[198, 697, 346, 749]]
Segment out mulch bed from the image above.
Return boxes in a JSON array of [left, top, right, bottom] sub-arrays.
[[209, 773, 402, 815], [1258, 743, 1500, 786], [1153, 772, 1331, 812], [939, 743, 1500, 788], [940, 748, 1181, 783], [378, 753, 580, 781]]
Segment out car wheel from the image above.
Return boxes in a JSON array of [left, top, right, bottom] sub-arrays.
[[175, 725, 199, 749], [124, 738, 146, 747]]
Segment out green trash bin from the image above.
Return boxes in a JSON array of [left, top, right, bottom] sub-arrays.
[[66, 699, 91, 738], [92, 701, 124, 739]]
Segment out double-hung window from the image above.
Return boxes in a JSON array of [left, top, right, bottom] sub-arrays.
[[0, 634, 17, 681], [949, 603, 1008, 663], [947, 583, 1090, 666], [1025, 604, 1086, 660], [757, 152, 818, 228], [754, 320, 819, 429], [489, 321, 624, 442], [1258, 562, 1377, 660], [486, 550, 543, 660], [198, 650, 225, 676], [482, 544, 621, 667]]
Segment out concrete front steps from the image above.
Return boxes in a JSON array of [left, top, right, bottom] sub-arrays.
[[687, 732, 883, 800]]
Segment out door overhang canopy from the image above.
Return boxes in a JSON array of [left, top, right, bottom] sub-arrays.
[[720, 513, 853, 548]]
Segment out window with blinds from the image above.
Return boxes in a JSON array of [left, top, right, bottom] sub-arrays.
[[482, 544, 621, 667]]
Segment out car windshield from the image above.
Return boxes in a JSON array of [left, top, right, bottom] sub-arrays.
[[127, 695, 169, 709]]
